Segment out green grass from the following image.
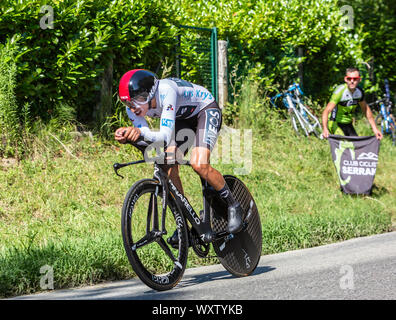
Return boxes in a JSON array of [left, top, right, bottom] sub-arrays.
[[0, 115, 394, 298]]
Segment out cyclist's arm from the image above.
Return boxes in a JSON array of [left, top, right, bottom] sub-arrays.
[[322, 85, 344, 138], [126, 85, 177, 146], [359, 100, 383, 139], [126, 107, 149, 129], [321, 101, 336, 137]]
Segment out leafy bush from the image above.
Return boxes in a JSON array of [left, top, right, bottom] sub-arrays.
[[1, 0, 395, 152], [0, 0, 179, 126], [0, 37, 24, 157], [170, 0, 368, 102]]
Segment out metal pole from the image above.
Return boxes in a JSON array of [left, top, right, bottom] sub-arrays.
[[217, 40, 228, 109], [211, 27, 218, 102], [298, 46, 304, 87], [176, 34, 181, 78]]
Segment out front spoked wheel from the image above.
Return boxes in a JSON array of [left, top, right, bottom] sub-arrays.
[[121, 179, 189, 291], [211, 175, 262, 277]]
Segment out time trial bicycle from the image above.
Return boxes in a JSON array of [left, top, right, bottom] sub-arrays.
[[270, 83, 323, 138], [113, 140, 262, 291]]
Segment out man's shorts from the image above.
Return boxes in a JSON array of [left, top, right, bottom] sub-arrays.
[[328, 121, 358, 136], [168, 101, 222, 155]]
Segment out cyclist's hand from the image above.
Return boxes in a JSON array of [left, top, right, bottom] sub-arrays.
[[322, 128, 330, 139], [120, 127, 141, 143], [115, 127, 141, 143], [115, 127, 127, 144], [374, 129, 383, 140]]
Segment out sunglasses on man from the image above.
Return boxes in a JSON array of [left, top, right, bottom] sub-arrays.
[[345, 77, 361, 82]]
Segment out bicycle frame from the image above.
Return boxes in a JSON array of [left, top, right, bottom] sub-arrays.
[[271, 83, 322, 136], [284, 93, 309, 135], [369, 79, 395, 142], [292, 89, 322, 131], [378, 101, 394, 133], [114, 158, 239, 246]]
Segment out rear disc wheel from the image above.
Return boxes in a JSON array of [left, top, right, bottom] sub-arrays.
[[211, 175, 262, 277]]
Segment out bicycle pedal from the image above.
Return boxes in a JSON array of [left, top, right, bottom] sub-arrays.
[[219, 234, 235, 252]]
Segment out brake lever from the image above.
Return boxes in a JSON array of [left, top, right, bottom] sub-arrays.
[[113, 159, 147, 179], [113, 163, 125, 179]]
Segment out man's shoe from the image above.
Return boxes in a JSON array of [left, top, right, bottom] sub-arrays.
[[227, 202, 243, 234]]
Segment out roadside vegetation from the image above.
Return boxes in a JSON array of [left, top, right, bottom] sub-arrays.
[[0, 0, 395, 298], [0, 84, 394, 297]]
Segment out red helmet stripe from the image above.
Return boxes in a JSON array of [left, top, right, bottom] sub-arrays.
[[118, 69, 143, 101]]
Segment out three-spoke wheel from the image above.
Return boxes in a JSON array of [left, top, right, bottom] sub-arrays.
[[121, 179, 189, 291]]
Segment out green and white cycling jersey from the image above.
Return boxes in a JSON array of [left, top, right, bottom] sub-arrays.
[[329, 84, 365, 124]]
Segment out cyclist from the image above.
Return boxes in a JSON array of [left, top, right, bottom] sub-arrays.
[[115, 69, 244, 240], [322, 67, 383, 140]]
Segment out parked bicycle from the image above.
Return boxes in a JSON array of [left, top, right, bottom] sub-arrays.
[[113, 140, 262, 291], [270, 83, 323, 138], [368, 79, 395, 145]]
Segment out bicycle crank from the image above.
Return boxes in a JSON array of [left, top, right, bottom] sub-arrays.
[[191, 230, 210, 258]]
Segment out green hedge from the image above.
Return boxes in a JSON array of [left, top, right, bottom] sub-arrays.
[[170, 0, 368, 101], [339, 0, 396, 95], [170, 0, 395, 102], [1, 0, 395, 131], [0, 0, 179, 124]]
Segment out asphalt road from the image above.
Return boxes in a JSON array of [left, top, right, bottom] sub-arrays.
[[10, 231, 396, 300]]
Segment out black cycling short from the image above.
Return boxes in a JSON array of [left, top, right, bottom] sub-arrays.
[[337, 122, 358, 136], [168, 101, 222, 155]]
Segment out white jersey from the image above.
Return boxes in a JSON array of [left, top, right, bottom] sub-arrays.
[[126, 78, 215, 145]]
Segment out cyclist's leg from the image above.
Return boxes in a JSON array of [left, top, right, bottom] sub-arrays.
[[328, 120, 342, 135], [190, 105, 243, 233], [338, 122, 358, 136], [189, 105, 223, 189], [163, 146, 183, 194], [164, 118, 197, 194], [190, 146, 224, 190]]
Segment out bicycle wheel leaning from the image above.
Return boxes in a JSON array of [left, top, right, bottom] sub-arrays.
[[121, 179, 189, 291], [211, 175, 262, 277], [290, 110, 309, 136], [375, 114, 383, 131], [305, 114, 323, 138], [385, 114, 396, 145], [389, 120, 396, 145], [376, 114, 396, 145]]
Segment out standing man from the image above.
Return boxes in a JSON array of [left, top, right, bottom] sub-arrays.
[[322, 67, 383, 140]]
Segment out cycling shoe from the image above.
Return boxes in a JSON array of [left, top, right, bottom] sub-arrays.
[[227, 202, 243, 234], [167, 229, 192, 249]]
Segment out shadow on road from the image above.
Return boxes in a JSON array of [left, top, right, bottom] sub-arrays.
[[178, 265, 276, 289], [124, 265, 276, 300], [12, 265, 276, 300]]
